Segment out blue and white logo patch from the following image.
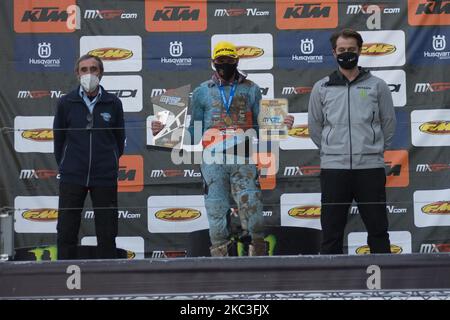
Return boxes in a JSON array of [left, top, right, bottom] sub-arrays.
[[100, 112, 112, 122]]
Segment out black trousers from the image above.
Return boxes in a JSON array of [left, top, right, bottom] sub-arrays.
[[320, 168, 391, 254], [57, 182, 118, 260]]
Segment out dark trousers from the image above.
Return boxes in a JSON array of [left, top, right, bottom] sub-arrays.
[[57, 182, 118, 260], [320, 168, 391, 255]]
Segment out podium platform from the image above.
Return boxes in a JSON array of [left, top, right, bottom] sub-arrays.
[[1, 253, 450, 299]]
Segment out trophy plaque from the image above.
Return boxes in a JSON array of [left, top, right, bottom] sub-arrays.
[[150, 84, 191, 149], [258, 98, 288, 140]]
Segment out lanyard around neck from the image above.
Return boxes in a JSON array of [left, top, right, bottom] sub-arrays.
[[218, 81, 237, 115]]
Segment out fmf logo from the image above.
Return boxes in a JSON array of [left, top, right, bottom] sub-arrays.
[[355, 244, 402, 254], [288, 206, 321, 219], [236, 46, 264, 59], [127, 250, 136, 259], [414, 82, 450, 92], [408, 0, 450, 26], [88, 48, 133, 60], [276, 0, 338, 30], [421, 201, 450, 214], [22, 209, 58, 222], [361, 43, 396, 56], [118, 155, 143, 193], [288, 125, 309, 138], [21, 129, 53, 141], [419, 121, 450, 134], [14, 0, 76, 33], [155, 208, 201, 221], [145, 0, 207, 32]]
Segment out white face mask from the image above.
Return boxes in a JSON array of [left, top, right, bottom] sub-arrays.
[[79, 74, 100, 93]]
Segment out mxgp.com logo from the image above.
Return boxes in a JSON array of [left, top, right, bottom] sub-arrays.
[[346, 4, 401, 15], [83, 9, 138, 20]]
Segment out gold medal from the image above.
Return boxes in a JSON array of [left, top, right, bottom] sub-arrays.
[[224, 115, 232, 126]]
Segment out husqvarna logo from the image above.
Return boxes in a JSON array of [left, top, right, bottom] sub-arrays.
[[169, 41, 183, 57], [300, 38, 314, 54], [433, 35, 446, 51], [38, 42, 52, 58]]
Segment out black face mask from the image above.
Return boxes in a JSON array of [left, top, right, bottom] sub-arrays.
[[336, 52, 359, 70], [214, 63, 238, 81]]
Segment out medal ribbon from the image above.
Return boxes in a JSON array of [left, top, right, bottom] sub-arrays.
[[219, 81, 237, 116]]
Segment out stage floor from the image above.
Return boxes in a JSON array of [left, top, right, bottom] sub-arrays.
[[1, 253, 450, 299]]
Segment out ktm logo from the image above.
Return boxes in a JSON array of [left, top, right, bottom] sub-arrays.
[[118, 155, 143, 193], [356, 244, 402, 254], [288, 206, 321, 218], [155, 208, 201, 221], [21, 7, 68, 22], [422, 201, 450, 214], [276, 0, 338, 30], [419, 121, 450, 134], [153, 6, 199, 21], [127, 250, 136, 259], [288, 125, 309, 138], [361, 43, 396, 56], [236, 46, 264, 59], [22, 209, 58, 222], [384, 150, 409, 188], [283, 3, 332, 18], [14, 0, 76, 33], [416, 0, 450, 14], [88, 48, 133, 60], [408, 0, 450, 26], [145, 0, 207, 32], [22, 129, 53, 141]]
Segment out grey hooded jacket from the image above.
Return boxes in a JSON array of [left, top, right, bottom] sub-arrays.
[[308, 68, 396, 169]]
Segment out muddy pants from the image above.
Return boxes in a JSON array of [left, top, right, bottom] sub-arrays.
[[200, 163, 264, 246]]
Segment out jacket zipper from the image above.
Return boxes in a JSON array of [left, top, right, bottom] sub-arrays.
[[113, 150, 118, 166], [86, 113, 93, 187], [59, 144, 68, 167], [325, 113, 331, 145], [347, 83, 352, 169], [371, 111, 376, 144]]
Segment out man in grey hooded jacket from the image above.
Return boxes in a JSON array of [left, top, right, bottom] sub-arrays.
[[308, 29, 396, 254]]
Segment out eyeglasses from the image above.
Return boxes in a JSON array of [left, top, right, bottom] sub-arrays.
[[86, 113, 93, 130]]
